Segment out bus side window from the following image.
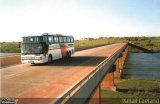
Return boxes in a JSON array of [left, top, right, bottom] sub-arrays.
[[35, 37, 39, 42], [59, 36, 63, 43], [67, 37, 71, 43], [30, 37, 34, 42], [43, 36, 48, 44], [70, 37, 74, 43], [54, 36, 59, 43], [63, 37, 67, 43], [48, 36, 53, 44]]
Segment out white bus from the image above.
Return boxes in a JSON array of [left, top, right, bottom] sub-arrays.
[[21, 33, 74, 64]]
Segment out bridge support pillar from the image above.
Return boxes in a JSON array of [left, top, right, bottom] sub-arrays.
[[114, 47, 129, 78], [123, 47, 129, 66], [89, 85, 101, 104], [123, 47, 128, 61], [101, 65, 117, 91], [121, 47, 129, 70], [114, 59, 121, 78], [119, 54, 123, 70], [114, 53, 123, 79]]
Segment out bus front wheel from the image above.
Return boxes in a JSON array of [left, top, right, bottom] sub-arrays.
[[48, 55, 52, 62]]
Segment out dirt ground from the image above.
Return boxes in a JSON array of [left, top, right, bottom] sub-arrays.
[[0, 55, 21, 67]]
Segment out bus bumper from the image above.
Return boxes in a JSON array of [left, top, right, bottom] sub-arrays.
[[21, 60, 47, 64]]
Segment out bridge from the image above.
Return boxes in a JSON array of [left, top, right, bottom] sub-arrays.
[[1, 43, 128, 104]]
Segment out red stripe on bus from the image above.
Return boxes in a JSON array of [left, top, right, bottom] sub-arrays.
[[60, 43, 67, 57]]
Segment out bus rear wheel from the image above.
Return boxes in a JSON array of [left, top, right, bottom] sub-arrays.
[[66, 51, 71, 58], [69, 51, 71, 58]]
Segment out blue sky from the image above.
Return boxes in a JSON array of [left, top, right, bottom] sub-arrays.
[[0, 0, 160, 41]]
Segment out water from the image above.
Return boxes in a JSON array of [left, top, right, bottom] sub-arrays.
[[122, 53, 160, 79], [0, 53, 20, 57]]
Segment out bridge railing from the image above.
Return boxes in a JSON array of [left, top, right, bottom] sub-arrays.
[[53, 43, 128, 104]]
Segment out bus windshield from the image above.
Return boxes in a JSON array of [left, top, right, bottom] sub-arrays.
[[22, 43, 43, 54]]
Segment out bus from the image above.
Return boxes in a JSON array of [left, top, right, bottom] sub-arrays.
[[21, 33, 74, 64]]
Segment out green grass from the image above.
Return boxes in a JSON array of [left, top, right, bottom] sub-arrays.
[[74, 37, 126, 51], [0, 42, 21, 53], [127, 37, 160, 52], [102, 78, 160, 98], [101, 78, 160, 104]]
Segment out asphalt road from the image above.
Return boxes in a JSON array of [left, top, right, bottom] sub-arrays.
[[1, 43, 126, 102]]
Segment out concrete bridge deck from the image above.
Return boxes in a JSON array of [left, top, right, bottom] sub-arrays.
[[1, 43, 127, 104]]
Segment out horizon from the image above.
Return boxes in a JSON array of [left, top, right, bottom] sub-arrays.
[[0, 0, 160, 42], [0, 35, 160, 42]]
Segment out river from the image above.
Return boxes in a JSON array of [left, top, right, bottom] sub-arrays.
[[122, 53, 160, 79]]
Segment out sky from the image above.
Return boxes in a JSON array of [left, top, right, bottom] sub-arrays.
[[0, 0, 160, 42]]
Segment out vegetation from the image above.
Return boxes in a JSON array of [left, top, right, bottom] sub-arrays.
[[74, 37, 126, 51], [0, 42, 21, 53], [0, 36, 160, 53], [101, 78, 160, 103], [125, 37, 160, 52]]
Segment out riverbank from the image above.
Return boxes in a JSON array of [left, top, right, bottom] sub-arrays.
[[101, 78, 160, 104]]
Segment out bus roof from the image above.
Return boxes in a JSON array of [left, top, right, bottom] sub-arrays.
[[42, 33, 73, 37], [23, 33, 73, 37]]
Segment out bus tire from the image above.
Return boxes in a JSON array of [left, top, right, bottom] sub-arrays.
[[48, 55, 52, 62], [66, 51, 70, 58], [66, 51, 71, 58], [69, 51, 71, 58]]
